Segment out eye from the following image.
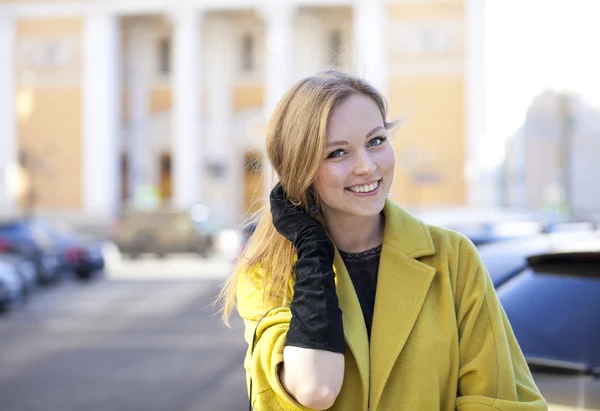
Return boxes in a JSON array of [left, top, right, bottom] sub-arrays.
[[367, 136, 387, 148], [326, 149, 346, 159]]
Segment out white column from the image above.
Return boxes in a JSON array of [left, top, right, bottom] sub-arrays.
[[295, 12, 325, 79], [126, 21, 153, 206], [206, 18, 236, 227], [260, 3, 296, 197], [465, 0, 488, 206], [82, 12, 121, 217], [0, 16, 17, 213], [353, 0, 388, 96], [171, 9, 203, 210]]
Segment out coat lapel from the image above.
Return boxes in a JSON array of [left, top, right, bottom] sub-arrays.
[[333, 251, 370, 411], [369, 200, 437, 410]]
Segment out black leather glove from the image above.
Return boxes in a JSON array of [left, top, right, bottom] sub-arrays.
[[270, 183, 345, 354]]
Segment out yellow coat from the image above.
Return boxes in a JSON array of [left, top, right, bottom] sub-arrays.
[[237, 199, 548, 410]]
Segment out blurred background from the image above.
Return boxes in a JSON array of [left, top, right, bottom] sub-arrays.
[[0, 0, 599, 410]]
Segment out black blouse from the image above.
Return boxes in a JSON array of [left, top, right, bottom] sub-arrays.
[[339, 244, 382, 340]]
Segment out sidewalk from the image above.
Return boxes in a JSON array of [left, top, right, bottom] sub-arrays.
[[102, 242, 234, 281]]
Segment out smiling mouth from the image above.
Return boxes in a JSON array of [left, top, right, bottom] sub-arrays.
[[346, 179, 381, 194]]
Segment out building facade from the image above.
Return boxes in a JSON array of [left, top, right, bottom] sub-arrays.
[[0, 0, 486, 227], [504, 91, 600, 219]]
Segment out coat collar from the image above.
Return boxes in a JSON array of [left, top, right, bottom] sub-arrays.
[[333, 198, 436, 410], [379, 197, 436, 259]]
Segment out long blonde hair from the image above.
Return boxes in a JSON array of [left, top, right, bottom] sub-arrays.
[[219, 70, 398, 324]]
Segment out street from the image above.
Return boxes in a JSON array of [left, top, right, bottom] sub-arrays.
[[0, 254, 598, 411], [0, 257, 248, 411]]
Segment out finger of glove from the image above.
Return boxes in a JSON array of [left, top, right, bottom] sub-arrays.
[[270, 191, 302, 217], [269, 184, 329, 246], [270, 184, 304, 221], [268, 183, 290, 211]]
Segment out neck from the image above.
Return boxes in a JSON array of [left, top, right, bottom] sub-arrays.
[[323, 211, 385, 253]]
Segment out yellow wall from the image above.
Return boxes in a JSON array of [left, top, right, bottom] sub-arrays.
[[387, 0, 466, 207], [389, 76, 466, 206], [150, 87, 172, 114], [234, 84, 264, 112], [16, 18, 83, 210], [146, 86, 263, 114]]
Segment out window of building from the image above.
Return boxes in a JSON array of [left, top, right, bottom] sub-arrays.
[[158, 37, 170, 75], [328, 30, 342, 67], [241, 33, 255, 72]]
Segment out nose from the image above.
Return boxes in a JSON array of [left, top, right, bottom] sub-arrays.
[[353, 148, 377, 176]]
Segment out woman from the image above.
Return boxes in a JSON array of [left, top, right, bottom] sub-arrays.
[[220, 71, 547, 411]]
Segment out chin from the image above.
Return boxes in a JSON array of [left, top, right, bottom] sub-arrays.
[[346, 199, 386, 218]]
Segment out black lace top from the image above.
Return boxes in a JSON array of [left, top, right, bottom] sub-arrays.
[[339, 244, 382, 340]]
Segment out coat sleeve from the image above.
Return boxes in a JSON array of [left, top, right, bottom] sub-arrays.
[[236, 269, 316, 411], [453, 238, 548, 411]]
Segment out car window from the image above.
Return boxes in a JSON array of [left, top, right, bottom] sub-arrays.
[[498, 267, 600, 369]]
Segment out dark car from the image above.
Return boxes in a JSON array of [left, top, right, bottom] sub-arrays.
[[27, 220, 105, 280], [59, 232, 105, 280], [479, 231, 600, 288], [0, 259, 25, 312], [0, 252, 37, 297], [497, 251, 600, 371], [0, 218, 65, 285], [479, 233, 600, 408], [497, 251, 600, 409]]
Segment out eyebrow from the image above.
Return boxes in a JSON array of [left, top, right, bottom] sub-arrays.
[[326, 126, 386, 148]]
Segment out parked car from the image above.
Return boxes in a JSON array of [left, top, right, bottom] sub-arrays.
[[479, 231, 600, 288], [501, 249, 600, 365], [0, 218, 65, 284], [112, 209, 215, 258], [479, 232, 600, 408], [59, 232, 105, 280], [0, 259, 25, 312], [26, 220, 105, 280], [498, 251, 600, 374], [0, 253, 37, 297]]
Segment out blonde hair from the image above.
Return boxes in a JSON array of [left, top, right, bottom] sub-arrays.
[[219, 70, 399, 324]]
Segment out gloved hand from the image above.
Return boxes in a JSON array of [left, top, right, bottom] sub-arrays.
[[270, 183, 345, 354]]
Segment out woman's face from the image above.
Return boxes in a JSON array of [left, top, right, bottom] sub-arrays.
[[314, 93, 395, 221]]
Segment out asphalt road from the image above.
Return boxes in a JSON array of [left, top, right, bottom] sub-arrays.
[[0, 271, 248, 411]]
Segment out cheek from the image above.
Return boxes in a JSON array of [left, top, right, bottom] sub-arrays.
[[378, 146, 395, 174], [315, 163, 350, 196]]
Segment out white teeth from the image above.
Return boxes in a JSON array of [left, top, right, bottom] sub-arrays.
[[348, 180, 379, 193]]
